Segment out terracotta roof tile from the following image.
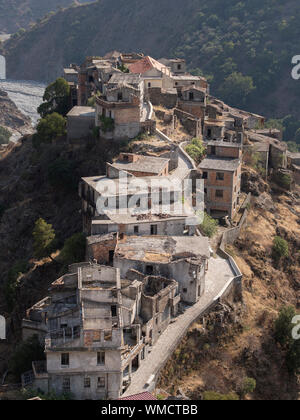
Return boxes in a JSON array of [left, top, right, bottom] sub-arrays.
[[119, 392, 158, 400]]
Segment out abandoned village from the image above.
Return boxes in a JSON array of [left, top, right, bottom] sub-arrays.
[[19, 51, 300, 400]]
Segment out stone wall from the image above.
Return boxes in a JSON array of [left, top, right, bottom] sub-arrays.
[[148, 87, 178, 109], [174, 108, 201, 138]]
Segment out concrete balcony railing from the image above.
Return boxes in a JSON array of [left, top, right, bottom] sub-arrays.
[[45, 327, 81, 349]]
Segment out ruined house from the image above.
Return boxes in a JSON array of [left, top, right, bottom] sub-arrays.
[[22, 263, 179, 400], [113, 235, 211, 304], [177, 86, 207, 120], [79, 153, 190, 235], [199, 142, 242, 219], [95, 75, 147, 141], [66, 106, 96, 141]]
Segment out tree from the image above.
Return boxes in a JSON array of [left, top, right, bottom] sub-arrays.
[[272, 236, 289, 262], [286, 339, 300, 374], [185, 138, 206, 164], [38, 77, 71, 118], [218, 72, 255, 107], [199, 212, 219, 238], [9, 335, 45, 379], [33, 218, 56, 259], [0, 125, 12, 144], [242, 377, 256, 397], [33, 112, 66, 147], [274, 306, 296, 348], [59, 233, 86, 265], [4, 260, 30, 312], [48, 158, 78, 193]]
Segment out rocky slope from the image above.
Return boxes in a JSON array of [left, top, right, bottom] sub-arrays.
[[158, 184, 300, 400], [3, 0, 300, 117], [0, 89, 33, 141]]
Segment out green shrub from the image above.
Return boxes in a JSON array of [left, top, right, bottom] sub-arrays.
[[4, 260, 30, 312], [33, 112, 66, 147], [273, 171, 292, 189], [59, 233, 86, 265], [185, 138, 206, 164], [38, 77, 71, 118], [0, 126, 12, 144], [242, 377, 256, 396], [272, 236, 289, 261], [33, 218, 56, 259], [199, 212, 219, 238], [274, 305, 296, 348], [99, 115, 114, 133], [9, 335, 45, 379], [47, 158, 78, 193], [286, 339, 300, 374], [203, 391, 239, 401]]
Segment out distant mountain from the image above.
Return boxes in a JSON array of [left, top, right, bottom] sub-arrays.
[[3, 0, 300, 119], [0, 0, 92, 33]]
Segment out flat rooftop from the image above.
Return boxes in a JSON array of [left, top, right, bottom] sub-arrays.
[[109, 73, 142, 85], [115, 235, 211, 263], [199, 157, 241, 172], [82, 172, 185, 195], [205, 140, 242, 148], [67, 106, 95, 118], [112, 155, 169, 175]]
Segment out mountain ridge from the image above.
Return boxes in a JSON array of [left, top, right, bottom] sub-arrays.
[[3, 0, 300, 119]]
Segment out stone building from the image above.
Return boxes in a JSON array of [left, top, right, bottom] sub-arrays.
[[22, 263, 180, 399], [79, 153, 188, 235], [177, 86, 207, 120], [199, 142, 242, 219], [128, 56, 173, 91], [90, 212, 195, 237], [159, 58, 187, 75], [113, 235, 211, 304], [95, 75, 146, 141], [66, 106, 96, 141], [108, 153, 170, 178]]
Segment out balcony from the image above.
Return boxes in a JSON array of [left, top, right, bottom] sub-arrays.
[[45, 326, 80, 349]]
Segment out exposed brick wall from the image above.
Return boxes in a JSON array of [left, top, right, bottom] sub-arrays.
[[87, 236, 118, 264]]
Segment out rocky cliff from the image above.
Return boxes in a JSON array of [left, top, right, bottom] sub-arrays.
[[0, 89, 33, 140]]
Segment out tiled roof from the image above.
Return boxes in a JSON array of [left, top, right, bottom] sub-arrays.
[[129, 56, 169, 75], [198, 157, 241, 172], [119, 392, 158, 401]]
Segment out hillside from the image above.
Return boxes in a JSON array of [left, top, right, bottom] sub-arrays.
[[3, 0, 300, 120], [0, 0, 92, 34], [0, 89, 33, 140], [158, 185, 300, 400]]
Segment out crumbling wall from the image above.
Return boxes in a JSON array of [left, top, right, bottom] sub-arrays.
[[148, 87, 178, 109], [174, 108, 201, 137]]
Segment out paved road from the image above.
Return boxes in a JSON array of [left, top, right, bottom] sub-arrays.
[[123, 256, 235, 397]]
